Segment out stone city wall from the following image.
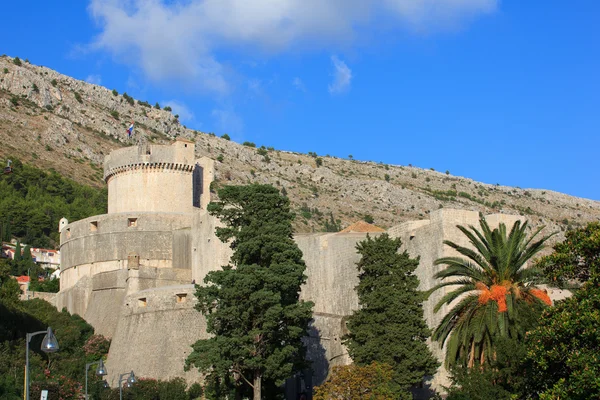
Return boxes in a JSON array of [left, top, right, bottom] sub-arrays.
[[60, 212, 191, 290], [387, 209, 526, 388], [105, 284, 207, 387]]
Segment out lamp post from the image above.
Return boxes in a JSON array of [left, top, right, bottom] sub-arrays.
[[118, 371, 136, 400], [25, 327, 59, 400], [85, 359, 107, 399]]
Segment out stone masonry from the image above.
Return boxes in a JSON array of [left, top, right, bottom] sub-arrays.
[[57, 140, 558, 397]]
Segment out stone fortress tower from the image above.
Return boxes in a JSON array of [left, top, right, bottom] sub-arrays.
[[56, 140, 558, 397]]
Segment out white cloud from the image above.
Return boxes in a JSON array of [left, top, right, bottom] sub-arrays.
[[292, 77, 306, 92], [212, 108, 244, 134], [328, 56, 352, 94], [85, 74, 102, 85], [88, 0, 497, 93], [162, 100, 195, 123]]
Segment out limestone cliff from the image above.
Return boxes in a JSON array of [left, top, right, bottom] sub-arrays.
[[1, 55, 599, 238]]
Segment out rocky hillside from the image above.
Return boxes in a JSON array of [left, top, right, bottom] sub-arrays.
[[1, 55, 599, 239]]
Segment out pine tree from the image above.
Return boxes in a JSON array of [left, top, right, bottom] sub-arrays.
[[186, 184, 314, 400], [344, 234, 439, 398]]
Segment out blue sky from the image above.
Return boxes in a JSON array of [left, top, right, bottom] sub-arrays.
[[2, 1, 599, 200]]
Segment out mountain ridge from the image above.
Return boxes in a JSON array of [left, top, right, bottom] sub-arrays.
[[1, 55, 599, 239]]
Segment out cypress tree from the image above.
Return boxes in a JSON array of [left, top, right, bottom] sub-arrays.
[[186, 184, 313, 400], [344, 234, 439, 398], [14, 241, 22, 262]]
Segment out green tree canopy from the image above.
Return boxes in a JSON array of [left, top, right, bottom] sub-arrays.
[[523, 222, 600, 399], [186, 184, 313, 400], [0, 157, 107, 248], [537, 221, 600, 287], [524, 286, 600, 399], [344, 234, 438, 398], [430, 219, 554, 368]]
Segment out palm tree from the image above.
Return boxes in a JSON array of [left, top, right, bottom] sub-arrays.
[[430, 219, 555, 368]]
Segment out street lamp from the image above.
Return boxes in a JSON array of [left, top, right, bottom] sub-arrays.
[[25, 327, 59, 400], [118, 371, 136, 400], [85, 359, 108, 399]]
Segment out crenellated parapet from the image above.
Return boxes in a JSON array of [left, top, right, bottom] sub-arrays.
[[103, 138, 195, 182], [103, 161, 195, 182], [102, 138, 208, 214]]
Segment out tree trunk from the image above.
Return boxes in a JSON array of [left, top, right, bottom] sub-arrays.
[[254, 370, 262, 400]]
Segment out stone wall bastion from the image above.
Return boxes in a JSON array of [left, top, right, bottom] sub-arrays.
[[55, 139, 566, 398]]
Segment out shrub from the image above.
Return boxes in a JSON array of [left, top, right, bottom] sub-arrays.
[[154, 102, 160, 109], [122, 92, 134, 106], [411, 172, 417, 179], [384, 174, 390, 182], [315, 157, 323, 167], [243, 141, 256, 148], [10, 96, 18, 106], [364, 214, 374, 224], [32, 83, 39, 93], [45, 105, 54, 111], [257, 147, 268, 156], [216, 154, 224, 162], [446, 170, 450, 175], [12, 57, 22, 66], [51, 79, 57, 87], [138, 100, 151, 108], [74, 92, 83, 103], [112, 89, 118, 96], [221, 133, 231, 140], [3, 68, 8, 74], [163, 106, 172, 112], [110, 110, 119, 120]]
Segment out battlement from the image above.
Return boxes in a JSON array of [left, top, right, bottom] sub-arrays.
[[103, 138, 195, 182], [103, 139, 206, 214]]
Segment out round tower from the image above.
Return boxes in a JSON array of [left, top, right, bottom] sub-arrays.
[[103, 138, 196, 214]]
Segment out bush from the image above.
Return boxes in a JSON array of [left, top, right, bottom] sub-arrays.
[[364, 214, 374, 224], [314, 363, 396, 400], [10, 96, 18, 106], [110, 110, 119, 120], [163, 106, 172, 112], [315, 157, 323, 167], [12, 57, 22, 66], [29, 277, 59, 293], [122, 92, 135, 106], [74, 92, 83, 103], [216, 154, 224, 163], [242, 141, 256, 148], [221, 133, 230, 140], [384, 174, 390, 182], [154, 102, 160, 109], [50, 79, 57, 87], [112, 89, 118, 96], [32, 83, 39, 93], [3, 68, 8, 74]]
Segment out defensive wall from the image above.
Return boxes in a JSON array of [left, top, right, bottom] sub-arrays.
[[59, 212, 191, 290], [105, 284, 207, 386], [56, 140, 562, 398], [387, 209, 525, 388]]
